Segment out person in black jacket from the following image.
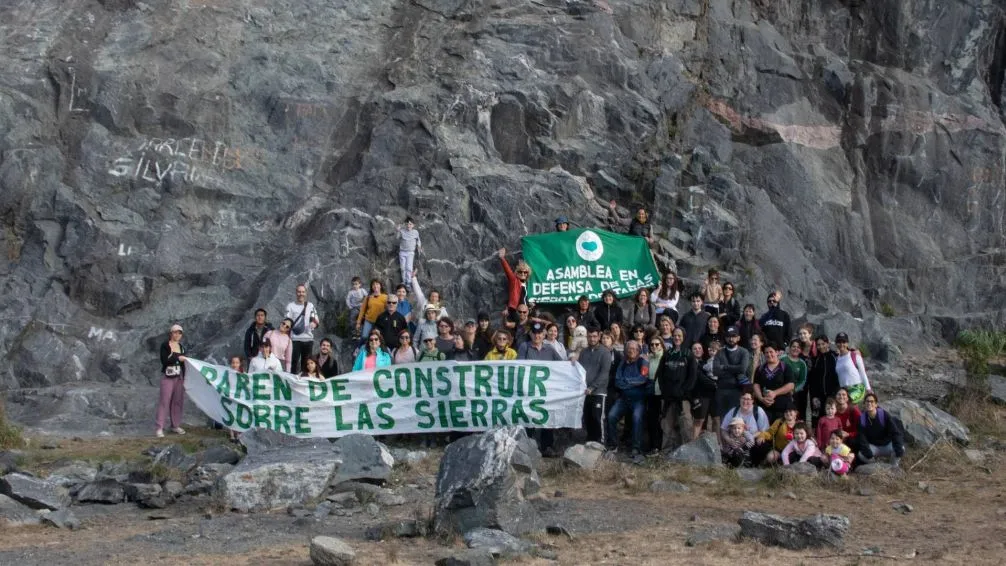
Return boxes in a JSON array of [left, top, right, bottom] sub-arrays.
[[714, 327, 752, 417], [374, 296, 408, 349], [155, 323, 188, 438], [317, 338, 339, 378], [719, 282, 741, 328], [856, 393, 905, 467], [678, 293, 710, 349], [753, 343, 796, 423], [758, 292, 791, 347], [656, 328, 697, 450], [243, 308, 273, 362], [808, 335, 839, 425], [594, 290, 624, 331], [573, 295, 599, 329]]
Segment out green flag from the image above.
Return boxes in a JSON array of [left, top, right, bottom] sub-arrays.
[[520, 228, 659, 304]]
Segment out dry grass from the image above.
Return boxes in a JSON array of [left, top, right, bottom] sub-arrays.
[[945, 387, 1006, 438], [0, 399, 25, 449]]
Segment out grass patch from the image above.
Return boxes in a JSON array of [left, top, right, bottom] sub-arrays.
[[0, 400, 25, 449], [944, 388, 1006, 438], [956, 329, 1006, 385], [880, 302, 896, 317]]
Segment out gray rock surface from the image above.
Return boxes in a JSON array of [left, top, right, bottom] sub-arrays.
[[0, 472, 70, 510], [463, 527, 532, 556], [783, 462, 819, 476], [739, 511, 849, 550], [389, 449, 429, 466], [217, 432, 342, 512], [149, 444, 197, 472], [435, 550, 495, 566], [41, 508, 80, 530], [686, 524, 741, 546], [883, 398, 970, 447], [666, 432, 722, 467], [0, 0, 1004, 438], [309, 536, 356, 566], [562, 442, 605, 470], [989, 376, 1006, 405], [435, 426, 543, 536], [76, 478, 126, 504], [199, 444, 242, 466], [0, 452, 19, 475], [46, 461, 98, 489], [649, 480, 691, 493], [329, 434, 394, 486], [0, 493, 41, 527]]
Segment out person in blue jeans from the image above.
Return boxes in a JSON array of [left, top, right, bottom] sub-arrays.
[[606, 340, 650, 458]]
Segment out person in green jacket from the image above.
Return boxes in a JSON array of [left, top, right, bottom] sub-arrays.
[[782, 338, 809, 421]]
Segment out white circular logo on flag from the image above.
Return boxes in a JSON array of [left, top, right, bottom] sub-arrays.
[[575, 230, 604, 262]]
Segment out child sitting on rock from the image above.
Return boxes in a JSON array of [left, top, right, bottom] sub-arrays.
[[721, 417, 754, 468], [825, 429, 855, 475], [780, 422, 823, 467]]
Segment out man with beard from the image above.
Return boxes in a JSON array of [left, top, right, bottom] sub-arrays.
[[759, 291, 791, 347], [714, 326, 752, 417]]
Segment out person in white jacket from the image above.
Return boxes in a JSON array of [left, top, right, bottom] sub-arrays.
[[834, 332, 871, 404], [248, 340, 284, 373]]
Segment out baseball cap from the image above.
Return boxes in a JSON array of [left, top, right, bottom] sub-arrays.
[[835, 332, 849, 343], [726, 326, 739, 337], [170, 324, 184, 333], [530, 322, 546, 333], [728, 417, 745, 428], [465, 319, 477, 326], [555, 216, 569, 225]]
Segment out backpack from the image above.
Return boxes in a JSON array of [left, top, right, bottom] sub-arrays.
[[860, 407, 886, 429]]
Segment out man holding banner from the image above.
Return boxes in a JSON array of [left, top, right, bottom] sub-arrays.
[[518, 322, 565, 456]]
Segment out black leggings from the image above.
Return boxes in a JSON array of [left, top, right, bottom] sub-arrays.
[[290, 341, 314, 374]]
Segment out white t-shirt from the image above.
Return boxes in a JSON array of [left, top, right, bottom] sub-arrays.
[[285, 301, 319, 342], [836, 351, 871, 390]]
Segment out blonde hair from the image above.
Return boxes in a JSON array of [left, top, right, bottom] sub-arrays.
[[515, 260, 531, 274]]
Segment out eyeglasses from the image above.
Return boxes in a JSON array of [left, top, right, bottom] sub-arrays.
[[368, 337, 381, 342], [400, 335, 411, 340], [649, 342, 662, 348], [387, 301, 398, 305]]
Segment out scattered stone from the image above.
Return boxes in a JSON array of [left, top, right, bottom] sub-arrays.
[[738, 511, 849, 549], [891, 502, 913, 514], [463, 527, 531, 556], [389, 448, 429, 466], [183, 480, 214, 496], [546, 524, 574, 540], [309, 536, 356, 566], [0, 494, 41, 527], [326, 492, 357, 506], [783, 462, 818, 476], [434, 550, 495, 566], [784, 491, 798, 500], [239, 428, 313, 455], [289, 506, 312, 518], [883, 398, 970, 448], [200, 444, 242, 466], [996, 508, 1006, 517], [330, 434, 394, 486], [737, 468, 766, 482], [217, 432, 342, 512], [365, 502, 380, 516], [988, 376, 1006, 406], [0, 451, 21, 474], [964, 449, 987, 463], [553, 490, 564, 498], [40, 442, 60, 450], [41, 508, 80, 530], [686, 524, 741, 546], [365, 519, 426, 540], [854, 463, 903, 477], [124, 483, 163, 505], [649, 480, 691, 493], [163, 481, 184, 498], [856, 487, 876, 497], [690, 514, 700, 522], [434, 427, 543, 536], [46, 462, 98, 489], [562, 442, 605, 470], [331, 481, 405, 506], [150, 444, 197, 472], [666, 432, 722, 467], [0, 473, 71, 510], [76, 479, 126, 504]]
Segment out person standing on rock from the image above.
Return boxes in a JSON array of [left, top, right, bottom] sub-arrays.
[[356, 279, 388, 347], [594, 289, 624, 331], [155, 324, 188, 438], [656, 328, 695, 451], [243, 308, 273, 364], [758, 291, 790, 348], [719, 281, 741, 328], [834, 332, 872, 405], [498, 247, 531, 321], [607, 200, 653, 245], [782, 339, 809, 420], [412, 271, 448, 320], [678, 293, 710, 350], [737, 304, 760, 352], [391, 329, 418, 364], [554, 216, 570, 232], [606, 339, 651, 459], [345, 276, 368, 335], [700, 268, 723, 317], [263, 318, 293, 372], [579, 327, 611, 444], [627, 289, 657, 329], [398, 217, 422, 291], [651, 271, 682, 323], [753, 343, 795, 423], [286, 284, 320, 374]]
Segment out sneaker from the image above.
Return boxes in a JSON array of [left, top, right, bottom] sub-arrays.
[[172, 427, 186, 435], [155, 429, 164, 438]]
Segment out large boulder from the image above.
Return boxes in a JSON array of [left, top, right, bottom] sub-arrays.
[[330, 434, 394, 486], [46, 461, 98, 490], [309, 536, 356, 566], [666, 432, 722, 467], [434, 427, 543, 536], [883, 399, 970, 448], [0, 494, 41, 527], [0, 473, 70, 510], [76, 479, 126, 504], [463, 528, 532, 556], [217, 432, 342, 512], [739, 511, 849, 550]]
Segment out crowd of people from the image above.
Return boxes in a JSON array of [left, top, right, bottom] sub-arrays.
[[156, 209, 905, 471]]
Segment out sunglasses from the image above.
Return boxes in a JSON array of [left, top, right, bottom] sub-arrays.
[[649, 343, 662, 348], [400, 335, 411, 340], [516, 270, 529, 275], [368, 337, 380, 342], [387, 301, 398, 305]]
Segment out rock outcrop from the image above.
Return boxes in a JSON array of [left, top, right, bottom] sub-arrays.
[[2, 1, 1006, 430]]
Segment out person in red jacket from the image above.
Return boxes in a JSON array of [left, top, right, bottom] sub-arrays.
[[498, 247, 531, 316]]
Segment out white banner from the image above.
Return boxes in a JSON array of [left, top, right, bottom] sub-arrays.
[[183, 358, 586, 437]]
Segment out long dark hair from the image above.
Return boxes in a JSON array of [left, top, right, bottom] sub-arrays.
[[658, 271, 682, 300]]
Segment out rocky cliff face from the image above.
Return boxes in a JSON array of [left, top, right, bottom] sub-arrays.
[[1, 0, 1003, 429]]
